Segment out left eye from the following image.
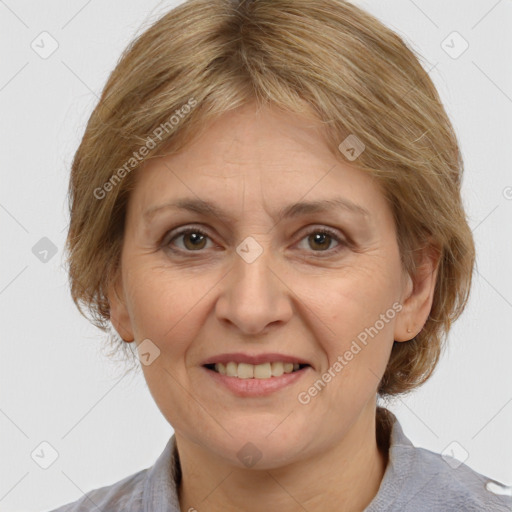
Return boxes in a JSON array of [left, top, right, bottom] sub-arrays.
[[296, 229, 343, 252]]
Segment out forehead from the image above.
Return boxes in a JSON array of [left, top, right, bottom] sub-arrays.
[[128, 103, 389, 224]]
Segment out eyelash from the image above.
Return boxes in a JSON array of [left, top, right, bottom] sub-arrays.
[[162, 225, 348, 257]]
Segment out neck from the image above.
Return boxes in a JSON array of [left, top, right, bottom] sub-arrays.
[[176, 403, 390, 512]]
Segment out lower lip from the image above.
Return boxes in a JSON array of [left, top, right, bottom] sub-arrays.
[[203, 366, 311, 397]]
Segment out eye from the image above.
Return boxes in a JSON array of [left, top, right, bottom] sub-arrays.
[[165, 227, 213, 252], [296, 227, 346, 254], [162, 225, 347, 256]]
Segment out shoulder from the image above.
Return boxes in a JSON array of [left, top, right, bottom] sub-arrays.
[[45, 468, 148, 512], [368, 408, 512, 512], [405, 444, 512, 511], [46, 434, 181, 512]]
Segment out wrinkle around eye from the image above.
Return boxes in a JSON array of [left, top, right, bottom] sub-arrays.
[[159, 227, 358, 262]]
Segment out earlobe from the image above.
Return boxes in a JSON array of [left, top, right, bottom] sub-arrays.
[[107, 274, 135, 343], [394, 244, 441, 343], [394, 271, 415, 342]]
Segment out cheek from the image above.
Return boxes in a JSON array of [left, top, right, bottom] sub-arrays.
[[302, 259, 400, 377], [124, 267, 211, 353], [317, 262, 398, 330]]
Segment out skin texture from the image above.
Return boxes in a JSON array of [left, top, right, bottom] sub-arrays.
[[109, 102, 439, 512]]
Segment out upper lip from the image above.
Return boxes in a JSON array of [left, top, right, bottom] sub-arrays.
[[202, 352, 312, 367]]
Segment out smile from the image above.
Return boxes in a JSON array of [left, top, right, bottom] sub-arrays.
[[205, 361, 309, 379], [202, 363, 312, 397]]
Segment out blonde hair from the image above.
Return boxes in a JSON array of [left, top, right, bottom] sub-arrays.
[[65, 0, 475, 397]]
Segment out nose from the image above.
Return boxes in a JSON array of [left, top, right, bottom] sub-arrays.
[[215, 243, 294, 336]]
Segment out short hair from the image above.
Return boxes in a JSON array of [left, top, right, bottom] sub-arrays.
[[65, 0, 475, 397]]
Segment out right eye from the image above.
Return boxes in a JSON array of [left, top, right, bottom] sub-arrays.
[[165, 227, 214, 252]]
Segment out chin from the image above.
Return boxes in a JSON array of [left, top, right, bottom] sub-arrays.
[[204, 417, 312, 469]]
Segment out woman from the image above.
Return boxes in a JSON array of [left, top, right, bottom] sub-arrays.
[[50, 0, 511, 510]]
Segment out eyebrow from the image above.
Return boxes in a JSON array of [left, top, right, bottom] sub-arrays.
[[143, 196, 370, 224]]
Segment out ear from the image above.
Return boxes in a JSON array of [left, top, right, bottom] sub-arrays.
[[107, 269, 135, 343], [394, 242, 441, 342]]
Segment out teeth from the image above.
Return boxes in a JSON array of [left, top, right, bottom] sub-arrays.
[[254, 362, 271, 379], [226, 361, 238, 377], [237, 363, 254, 379], [271, 361, 284, 377], [213, 361, 305, 379]]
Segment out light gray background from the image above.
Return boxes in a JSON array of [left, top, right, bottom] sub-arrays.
[[1, 1, 511, 510]]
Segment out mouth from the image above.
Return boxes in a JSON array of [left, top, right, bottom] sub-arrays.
[[203, 361, 311, 379], [202, 361, 312, 397], [201, 353, 313, 396]]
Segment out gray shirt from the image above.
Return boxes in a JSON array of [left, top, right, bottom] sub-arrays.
[[47, 408, 512, 511]]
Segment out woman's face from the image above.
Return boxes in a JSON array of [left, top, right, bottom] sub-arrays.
[[111, 102, 418, 468]]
